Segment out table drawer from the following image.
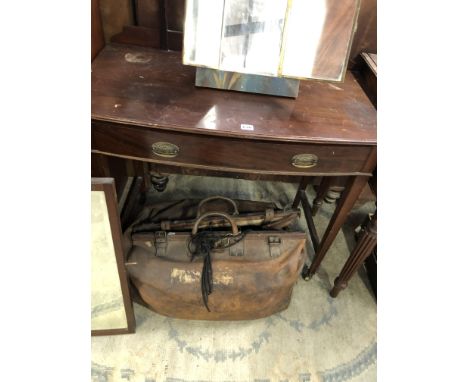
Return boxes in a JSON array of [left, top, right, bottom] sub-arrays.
[[92, 122, 373, 176]]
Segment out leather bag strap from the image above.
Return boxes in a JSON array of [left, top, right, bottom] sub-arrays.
[[196, 196, 239, 217], [192, 212, 239, 235]]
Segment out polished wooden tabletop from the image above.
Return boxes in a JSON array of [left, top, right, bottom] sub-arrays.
[[92, 44, 376, 145]]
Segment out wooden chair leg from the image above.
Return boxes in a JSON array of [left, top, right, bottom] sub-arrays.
[[305, 175, 370, 278], [330, 212, 377, 297]]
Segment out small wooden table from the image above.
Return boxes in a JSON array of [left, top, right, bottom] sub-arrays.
[[91, 44, 377, 286]]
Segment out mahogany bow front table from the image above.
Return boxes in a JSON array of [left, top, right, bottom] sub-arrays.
[[91, 44, 377, 291]]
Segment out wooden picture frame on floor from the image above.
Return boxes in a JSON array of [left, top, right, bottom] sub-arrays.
[[91, 178, 136, 336]]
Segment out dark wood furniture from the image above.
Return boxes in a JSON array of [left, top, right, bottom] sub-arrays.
[[322, 52, 378, 297], [92, 0, 105, 61], [91, 43, 376, 287], [330, 211, 377, 297], [357, 52, 377, 297], [354, 53, 377, 108]]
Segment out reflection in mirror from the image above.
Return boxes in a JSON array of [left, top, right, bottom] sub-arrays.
[[219, 0, 287, 75], [184, 0, 224, 68], [183, 0, 360, 82], [196, 105, 219, 130], [281, 0, 327, 79]]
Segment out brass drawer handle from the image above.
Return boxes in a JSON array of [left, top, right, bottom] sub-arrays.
[[291, 154, 318, 168], [152, 142, 179, 158]]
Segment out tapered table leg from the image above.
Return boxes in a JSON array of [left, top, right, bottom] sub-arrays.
[[330, 212, 377, 297], [292, 177, 310, 209], [300, 190, 320, 252], [311, 177, 334, 216], [305, 175, 370, 278]]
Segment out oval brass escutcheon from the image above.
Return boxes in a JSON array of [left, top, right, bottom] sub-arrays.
[[291, 154, 318, 168], [152, 142, 179, 158]]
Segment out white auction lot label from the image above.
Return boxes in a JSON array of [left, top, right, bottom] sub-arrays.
[[241, 124, 254, 131]]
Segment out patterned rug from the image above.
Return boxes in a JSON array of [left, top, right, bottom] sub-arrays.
[[91, 175, 377, 382]]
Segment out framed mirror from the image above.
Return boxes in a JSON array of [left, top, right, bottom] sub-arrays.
[[91, 178, 135, 336], [183, 0, 360, 82]]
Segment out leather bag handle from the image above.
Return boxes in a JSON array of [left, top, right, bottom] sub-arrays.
[[192, 212, 239, 236], [196, 196, 239, 218]]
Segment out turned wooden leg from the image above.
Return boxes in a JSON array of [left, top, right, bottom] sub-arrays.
[[311, 177, 334, 216], [305, 175, 370, 278], [330, 212, 377, 297], [324, 186, 345, 204], [323, 177, 347, 204], [150, 173, 169, 192]]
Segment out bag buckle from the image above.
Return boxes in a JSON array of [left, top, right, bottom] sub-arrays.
[[268, 236, 282, 257], [154, 231, 167, 256]]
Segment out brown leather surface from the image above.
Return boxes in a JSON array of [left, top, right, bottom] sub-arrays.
[[127, 231, 306, 320], [124, 198, 307, 320]]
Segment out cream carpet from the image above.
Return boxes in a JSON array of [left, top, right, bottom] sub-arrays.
[[92, 175, 377, 382]]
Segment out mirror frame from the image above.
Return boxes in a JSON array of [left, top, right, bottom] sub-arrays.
[[91, 178, 136, 336]]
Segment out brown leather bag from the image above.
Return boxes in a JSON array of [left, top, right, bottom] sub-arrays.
[[125, 199, 306, 321]]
